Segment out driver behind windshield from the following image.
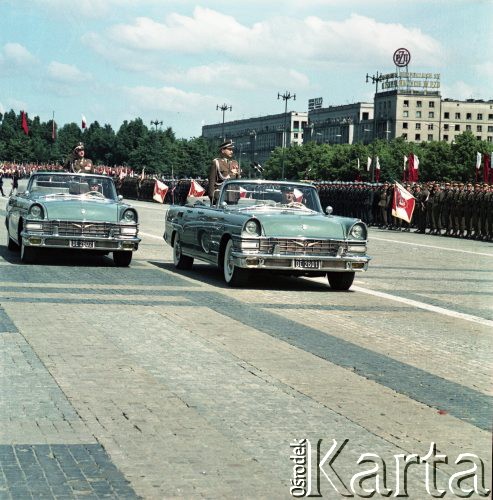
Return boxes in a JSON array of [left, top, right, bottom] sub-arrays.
[[282, 187, 303, 205]]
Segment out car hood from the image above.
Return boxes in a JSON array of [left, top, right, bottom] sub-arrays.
[[39, 198, 119, 222], [252, 211, 346, 238]]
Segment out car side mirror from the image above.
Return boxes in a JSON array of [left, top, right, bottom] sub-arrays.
[[23, 190, 29, 197], [118, 195, 123, 201], [325, 205, 333, 215]]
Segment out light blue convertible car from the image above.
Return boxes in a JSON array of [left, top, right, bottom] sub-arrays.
[[164, 179, 370, 289], [5, 171, 140, 266]]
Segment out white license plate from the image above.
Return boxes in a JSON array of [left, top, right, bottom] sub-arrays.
[[294, 259, 321, 269], [70, 240, 95, 248]]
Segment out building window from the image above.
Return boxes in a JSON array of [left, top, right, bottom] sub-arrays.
[[417, 101, 422, 108], [403, 100, 409, 107], [455, 112, 461, 119], [402, 133, 408, 140], [362, 112, 369, 120], [416, 123, 421, 130], [488, 126, 493, 132], [403, 122, 408, 129], [416, 111, 422, 118], [477, 125, 482, 132], [476, 136, 481, 140], [477, 113, 483, 120], [415, 133, 421, 141], [444, 124, 449, 130], [428, 134, 433, 141], [487, 136, 492, 142], [294, 132, 298, 138], [294, 121, 299, 129], [455, 124, 460, 131], [429, 112, 435, 118], [403, 111, 409, 117], [466, 113, 472, 120], [428, 124, 434, 130], [443, 134, 449, 141], [429, 101, 435, 108], [466, 125, 472, 131], [444, 112, 450, 119], [488, 114, 493, 120]]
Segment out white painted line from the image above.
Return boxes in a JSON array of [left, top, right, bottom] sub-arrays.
[[352, 285, 493, 328], [370, 236, 493, 257], [140, 231, 164, 240]]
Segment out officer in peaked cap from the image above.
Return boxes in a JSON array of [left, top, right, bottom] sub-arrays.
[[65, 142, 94, 173], [208, 139, 241, 203]]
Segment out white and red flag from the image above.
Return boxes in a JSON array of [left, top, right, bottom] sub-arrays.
[[366, 157, 372, 172], [293, 188, 303, 202], [81, 114, 87, 129], [476, 152, 482, 170], [408, 153, 419, 182], [188, 180, 206, 197], [392, 181, 416, 223], [375, 156, 381, 182], [153, 180, 169, 203], [239, 186, 248, 198]]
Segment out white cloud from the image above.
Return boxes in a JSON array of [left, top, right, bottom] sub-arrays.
[[47, 61, 91, 83], [0, 43, 38, 75], [124, 85, 215, 113]]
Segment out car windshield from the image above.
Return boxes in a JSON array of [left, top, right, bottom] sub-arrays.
[[219, 181, 322, 213], [28, 174, 118, 200]]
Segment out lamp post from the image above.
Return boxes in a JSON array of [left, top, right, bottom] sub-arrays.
[[216, 103, 232, 141], [277, 90, 296, 179], [150, 120, 163, 131]]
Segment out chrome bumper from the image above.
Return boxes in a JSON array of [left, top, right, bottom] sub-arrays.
[[231, 251, 370, 272], [21, 231, 140, 251]]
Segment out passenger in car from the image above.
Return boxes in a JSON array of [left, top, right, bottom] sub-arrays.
[[208, 140, 240, 204]]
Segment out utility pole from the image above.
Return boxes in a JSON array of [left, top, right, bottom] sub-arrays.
[[277, 91, 296, 179], [216, 104, 232, 141], [150, 120, 163, 131]]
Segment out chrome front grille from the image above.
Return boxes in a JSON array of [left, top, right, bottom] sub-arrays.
[[258, 238, 346, 256], [41, 221, 120, 237]]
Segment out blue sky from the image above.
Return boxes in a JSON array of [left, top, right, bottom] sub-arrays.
[[0, 0, 491, 139]]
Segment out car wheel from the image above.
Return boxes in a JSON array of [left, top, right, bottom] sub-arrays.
[[113, 251, 132, 267], [20, 239, 37, 264], [173, 233, 193, 270], [327, 271, 355, 291], [6, 225, 18, 251], [223, 238, 249, 286]]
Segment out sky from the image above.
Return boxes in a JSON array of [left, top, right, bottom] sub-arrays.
[[0, 0, 491, 139]]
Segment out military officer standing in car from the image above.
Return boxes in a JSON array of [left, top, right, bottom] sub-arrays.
[[65, 142, 94, 173], [208, 140, 240, 203]]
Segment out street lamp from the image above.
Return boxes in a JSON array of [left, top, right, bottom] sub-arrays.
[[277, 90, 296, 179], [150, 120, 163, 131], [216, 103, 232, 141]]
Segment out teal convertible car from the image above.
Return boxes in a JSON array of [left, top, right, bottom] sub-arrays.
[[164, 179, 370, 289], [5, 172, 140, 266]]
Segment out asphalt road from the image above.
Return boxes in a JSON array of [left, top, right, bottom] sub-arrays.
[[0, 190, 491, 499]]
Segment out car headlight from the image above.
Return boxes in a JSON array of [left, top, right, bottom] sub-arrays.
[[349, 223, 366, 240], [28, 204, 44, 219], [122, 209, 137, 222], [242, 219, 261, 237]]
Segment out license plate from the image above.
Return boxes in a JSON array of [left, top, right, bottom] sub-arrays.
[[294, 259, 321, 269], [70, 240, 95, 248]]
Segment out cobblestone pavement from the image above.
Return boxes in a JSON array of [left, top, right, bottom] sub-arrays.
[[0, 195, 491, 499]]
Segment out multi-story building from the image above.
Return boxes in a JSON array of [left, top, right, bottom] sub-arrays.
[[201, 111, 308, 170]]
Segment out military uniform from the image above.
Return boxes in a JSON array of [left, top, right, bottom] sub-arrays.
[[208, 140, 240, 202], [65, 142, 94, 173]]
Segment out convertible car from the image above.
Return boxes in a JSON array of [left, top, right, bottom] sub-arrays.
[[5, 172, 140, 266], [164, 180, 370, 290]]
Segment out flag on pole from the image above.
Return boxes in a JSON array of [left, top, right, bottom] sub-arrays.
[[392, 181, 416, 223], [81, 114, 87, 129], [21, 111, 29, 135], [483, 153, 490, 183], [366, 157, 372, 172], [408, 153, 419, 182], [188, 180, 206, 197], [140, 167, 145, 181], [239, 186, 248, 198], [476, 152, 482, 170], [375, 156, 381, 182], [403, 155, 408, 181], [357, 158, 360, 170], [153, 180, 169, 203], [293, 188, 304, 202]]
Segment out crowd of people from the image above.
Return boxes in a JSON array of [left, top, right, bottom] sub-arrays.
[[317, 181, 492, 241]]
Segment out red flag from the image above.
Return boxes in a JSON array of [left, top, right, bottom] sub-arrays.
[[483, 154, 490, 183], [188, 180, 205, 197], [392, 182, 415, 223], [81, 114, 87, 129], [153, 180, 169, 203], [21, 111, 29, 135], [239, 186, 248, 198]]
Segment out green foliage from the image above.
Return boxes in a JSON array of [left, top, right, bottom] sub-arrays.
[[1, 109, 491, 181]]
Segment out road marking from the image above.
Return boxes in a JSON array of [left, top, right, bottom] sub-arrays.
[[370, 236, 493, 257], [140, 231, 164, 240], [352, 285, 493, 327]]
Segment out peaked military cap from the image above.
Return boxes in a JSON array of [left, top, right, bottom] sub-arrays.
[[74, 142, 84, 152], [219, 140, 235, 151]]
